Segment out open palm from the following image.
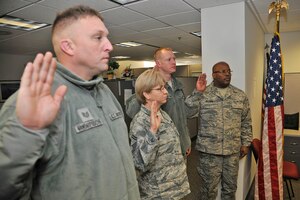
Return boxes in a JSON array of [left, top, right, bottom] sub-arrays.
[[196, 73, 207, 92], [149, 101, 161, 133], [16, 52, 67, 130]]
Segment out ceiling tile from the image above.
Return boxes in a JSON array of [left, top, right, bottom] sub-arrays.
[[110, 32, 155, 44], [101, 6, 149, 26], [0, 0, 32, 16], [184, 0, 245, 9], [142, 27, 188, 37], [0, 0, 299, 62], [175, 22, 201, 33], [9, 4, 57, 24], [107, 26, 138, 38], [0, 26, 53, 55], [120, 19, 168, 32], [157, 10, 201, 26], [38, 0, 118, 12], [126, 0, 194, 17], [0, 27, 27, 42]]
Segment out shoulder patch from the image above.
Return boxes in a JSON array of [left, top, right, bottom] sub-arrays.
[[109, 111, 123, 121]]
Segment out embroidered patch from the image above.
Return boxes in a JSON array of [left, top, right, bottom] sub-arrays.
[[75, 119, 103, 133], [109, 111, 123, 121], [77, 108, 94, 122]]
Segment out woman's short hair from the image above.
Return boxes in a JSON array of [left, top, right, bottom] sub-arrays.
[[135, 69, 165, 104]]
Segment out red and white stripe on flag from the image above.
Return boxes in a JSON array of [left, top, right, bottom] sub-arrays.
[[255, 106, 284, 199], [255, 33, 284, 200]]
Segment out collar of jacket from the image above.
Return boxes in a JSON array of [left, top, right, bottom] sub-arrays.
[[166, 75, 183, 91], [140, 105, 173, 124], [208, 82, 234, 90], [140, 104, 152, 116], [56, 62, 104, 90], [207, 82, 235, 98]]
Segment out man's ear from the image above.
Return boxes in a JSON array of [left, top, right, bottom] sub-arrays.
[[60, 39, 75, 56], [155, 60, 161, 68]]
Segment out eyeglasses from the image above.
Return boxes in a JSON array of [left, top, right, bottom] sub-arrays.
[[213, 70, 232, 74], [151, 85, 166, 92]]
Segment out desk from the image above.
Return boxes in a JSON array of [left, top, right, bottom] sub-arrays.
[[284, 129, 300, 169], [284, 129, 300, 137]]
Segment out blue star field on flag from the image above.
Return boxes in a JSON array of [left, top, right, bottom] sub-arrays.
[[265, 34, 284, 107]]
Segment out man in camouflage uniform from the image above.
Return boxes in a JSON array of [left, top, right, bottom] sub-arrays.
[[189, 61, 252, 200]]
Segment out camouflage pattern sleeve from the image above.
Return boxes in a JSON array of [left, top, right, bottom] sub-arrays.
[[129, 114, 159, 173], [240, 96, 253, 147], [184, 89, 203, 118]]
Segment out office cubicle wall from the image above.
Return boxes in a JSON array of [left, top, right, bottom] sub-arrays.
[[104, 79, 135, 130]]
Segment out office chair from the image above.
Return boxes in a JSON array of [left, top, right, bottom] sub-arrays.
[[284, 112, 299, 130], [251, 138, 300, 200]]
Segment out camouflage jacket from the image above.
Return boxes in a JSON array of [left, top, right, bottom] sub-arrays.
[[126, 75, 201, 155], [192, 83, 253, 155], [129, 105, 190, 199]]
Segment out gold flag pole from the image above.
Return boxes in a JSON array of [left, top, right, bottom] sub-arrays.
[[268, 0, 289, 33]]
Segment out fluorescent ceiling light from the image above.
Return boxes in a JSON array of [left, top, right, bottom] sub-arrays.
[[112, 56, 130, 59], [109, 0, 141, 5], [115, 43, 132, 48], [0, 15, 49, 31], [115, 41, 143, 48], [190, 31, 201, 38], [186, 55, 200, 59], [173, 51, 179, 54]]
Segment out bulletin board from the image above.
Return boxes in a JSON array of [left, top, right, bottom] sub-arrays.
[[284, 73, 300, 129]]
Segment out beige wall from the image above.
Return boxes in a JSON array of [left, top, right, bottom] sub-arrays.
[[245, 3, 265, 140]]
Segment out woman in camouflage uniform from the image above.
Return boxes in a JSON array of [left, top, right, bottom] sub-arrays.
[[129, 69, 190, 199]]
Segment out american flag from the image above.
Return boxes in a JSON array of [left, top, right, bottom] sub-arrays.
[[255, 33, 284, 200]]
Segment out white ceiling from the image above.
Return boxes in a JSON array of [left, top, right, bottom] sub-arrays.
[[0, 0, 299, 64]]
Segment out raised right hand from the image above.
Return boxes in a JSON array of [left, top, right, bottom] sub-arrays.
[[16, 52, 67, 130], [149, 101, 161, 133], [196, 73, 207, 92]]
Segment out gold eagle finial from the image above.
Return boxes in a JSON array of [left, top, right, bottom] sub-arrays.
[[269, 0, 289, 18], [268, 0, 289, 32]]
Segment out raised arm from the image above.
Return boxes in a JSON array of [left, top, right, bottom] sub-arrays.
[[16, 52, 67, 130], [129, 102, 161, 173], [149, 101, 161, 133], [184, 73, 207, 118], [0, 52, 67, 199]]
